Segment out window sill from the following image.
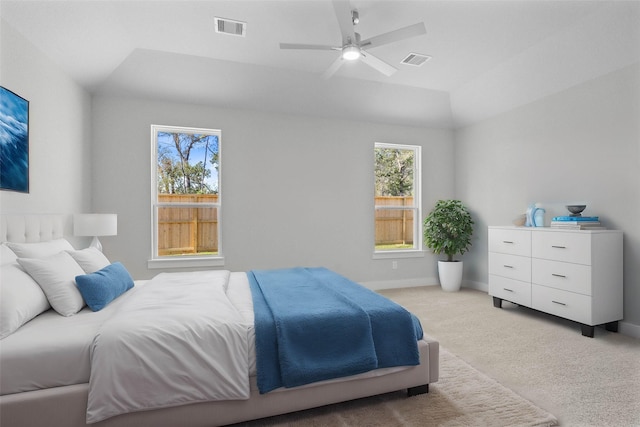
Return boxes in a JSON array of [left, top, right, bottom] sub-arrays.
[[147, 256, 225, 269], [372, 250, 425, 260]]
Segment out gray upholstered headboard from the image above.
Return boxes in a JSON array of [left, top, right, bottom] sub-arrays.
[[0, 215, 68, 243]]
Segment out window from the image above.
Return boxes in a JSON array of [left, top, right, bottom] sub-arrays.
[[374, 143, 421, 255], [149, 125, 222, 268]]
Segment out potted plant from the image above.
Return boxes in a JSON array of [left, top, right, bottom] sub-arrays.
[[423, 199, 474, 291]]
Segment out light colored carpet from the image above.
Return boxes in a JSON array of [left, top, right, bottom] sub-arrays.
[[232, 348, 558, 427], [381, 286, 640, 427]]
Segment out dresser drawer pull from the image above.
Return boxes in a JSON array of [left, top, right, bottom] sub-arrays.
[[551, 245, 566, 249], [551, 273, 566, 278], [552, 300, 567, 306], [503, 288, 514, 292], [503, 265, 514, 269], [502, 241, 514, 244]]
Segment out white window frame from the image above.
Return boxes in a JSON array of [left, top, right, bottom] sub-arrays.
[[148, 124, 224, 269], [373, 142, 423, 259]]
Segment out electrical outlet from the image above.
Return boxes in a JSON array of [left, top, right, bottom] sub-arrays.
[[392, 261, 398, 270]]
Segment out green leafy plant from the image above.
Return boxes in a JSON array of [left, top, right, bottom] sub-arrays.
[[423, 199, 474, 262]]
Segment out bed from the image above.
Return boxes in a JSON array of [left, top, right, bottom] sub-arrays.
[[0, 214, 439, 427]]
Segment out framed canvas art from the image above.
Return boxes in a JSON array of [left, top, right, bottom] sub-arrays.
[[0, 86, 29, 193]]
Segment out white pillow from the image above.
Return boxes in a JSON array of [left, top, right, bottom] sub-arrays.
[[1, 244, 18, 265], [0, 263, 51, 339], [67, 247, 110, 274], [17, 251, 86, 316], [7, 238, 74, 259]]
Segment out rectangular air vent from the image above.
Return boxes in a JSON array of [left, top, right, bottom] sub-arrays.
[[214, 17, 247, 37], [401, 53, 432, 67]]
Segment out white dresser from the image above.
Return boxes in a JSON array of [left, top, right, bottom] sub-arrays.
[[488, 226, 623, 337]]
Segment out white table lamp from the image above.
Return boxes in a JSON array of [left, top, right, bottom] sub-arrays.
[[73, 214, 117, 252]]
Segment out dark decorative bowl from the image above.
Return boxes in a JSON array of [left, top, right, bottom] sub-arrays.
[[566, 205, 586, 216]]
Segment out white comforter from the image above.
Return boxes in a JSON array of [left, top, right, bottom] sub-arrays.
[[86, 270, 251, 423]]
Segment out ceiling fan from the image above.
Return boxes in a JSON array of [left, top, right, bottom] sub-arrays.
[[279, 0, 426, 79]]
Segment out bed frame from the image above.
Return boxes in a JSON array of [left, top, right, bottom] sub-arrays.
[[0, 214, 439, 427]]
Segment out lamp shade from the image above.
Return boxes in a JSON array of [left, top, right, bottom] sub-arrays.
[[74, 214, 117, 237]]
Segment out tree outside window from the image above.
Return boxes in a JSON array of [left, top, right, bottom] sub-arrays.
[[157, 132, 219, 195]]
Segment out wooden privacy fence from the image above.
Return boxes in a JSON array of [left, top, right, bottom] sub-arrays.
[[158, 194, 412, 254], [158, 194, 218, 255], [375, 196, 414, 246]]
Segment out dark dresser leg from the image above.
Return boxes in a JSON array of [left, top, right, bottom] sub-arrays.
[[492, 297, 503, 308], [605, 321, 619, 332], [581, 324, 595, 338]]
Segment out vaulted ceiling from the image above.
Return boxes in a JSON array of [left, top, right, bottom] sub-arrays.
[[2, 1, 639, 128]]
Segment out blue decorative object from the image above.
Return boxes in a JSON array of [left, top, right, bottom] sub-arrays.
[[533, 208, 545, 227], [526, 204, 545, 227], [0, 87, 29, 193]]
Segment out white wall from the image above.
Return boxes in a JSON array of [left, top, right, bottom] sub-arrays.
[[91, 95, 455, 283], [0, 21, 92, 221], [455, 63, 640, 331]]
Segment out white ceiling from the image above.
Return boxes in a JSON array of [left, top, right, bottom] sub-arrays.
[[2, 0, 639, 128]]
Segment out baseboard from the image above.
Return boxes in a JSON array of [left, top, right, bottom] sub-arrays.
[[619, 321, 640, 339], [363, 278, 487, 292], [360, 277, 439, 291], [462, 280, 488, 292]]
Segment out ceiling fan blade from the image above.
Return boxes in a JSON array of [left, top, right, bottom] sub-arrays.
[[279, 43, 339, 51], [360, 52, 397, 76], [332, 0, 356, 44], [321, 56, 344, 79], [360, 22, 426, 49]]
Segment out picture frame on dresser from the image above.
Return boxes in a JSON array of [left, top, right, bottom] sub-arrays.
[[0, 86, 29, 193], [488, 226, 623, 338]]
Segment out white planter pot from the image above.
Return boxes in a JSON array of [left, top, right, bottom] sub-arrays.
[[438, 260, 463, 292]]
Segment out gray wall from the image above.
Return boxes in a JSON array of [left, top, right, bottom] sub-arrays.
[[0, 21, 92, 218], [455, 63, 640, 333], [91, 95, 455, 284]]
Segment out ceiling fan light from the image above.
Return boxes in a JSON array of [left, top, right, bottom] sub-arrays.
[[342, 45, 361, 61]]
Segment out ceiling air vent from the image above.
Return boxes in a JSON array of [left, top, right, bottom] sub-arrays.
[[214, 17, 247, 37], [401, 53, 432, 67]]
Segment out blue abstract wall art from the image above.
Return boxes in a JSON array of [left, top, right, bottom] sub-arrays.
[[0, 86, 29, 193]]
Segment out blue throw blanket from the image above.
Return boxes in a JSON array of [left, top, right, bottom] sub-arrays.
[[247, 267, 423, 393]]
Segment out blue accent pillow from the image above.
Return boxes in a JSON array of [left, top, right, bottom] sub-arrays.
[[75, 262, 134, 311]]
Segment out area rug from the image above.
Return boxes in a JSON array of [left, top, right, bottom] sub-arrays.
[[231, 348, 558, 427]]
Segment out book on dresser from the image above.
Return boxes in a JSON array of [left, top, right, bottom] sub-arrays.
[[550, 215, 605, 230]]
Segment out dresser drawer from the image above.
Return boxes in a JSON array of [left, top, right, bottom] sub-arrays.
[[489, 275, 531, 306], [532, 258, 591, 295], [489, 252, 531, 282], [532, 231, 591, 265], [532, 285, 591, 324], [488, 228, 531, 256]]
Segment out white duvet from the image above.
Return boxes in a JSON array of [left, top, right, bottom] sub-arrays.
[[86, 270, 251, 424]]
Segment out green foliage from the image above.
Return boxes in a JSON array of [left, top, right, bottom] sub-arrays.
[[374, 148, 414, 196], [157, 132, 218, 194], [423, 200, 474, 262]]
